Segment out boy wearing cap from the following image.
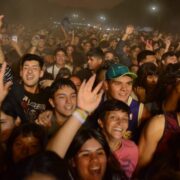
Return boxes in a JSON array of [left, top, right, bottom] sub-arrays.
[[105, 63, 151, 142]]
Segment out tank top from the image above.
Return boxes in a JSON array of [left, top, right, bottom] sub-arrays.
[[156, 112, 180, 153]]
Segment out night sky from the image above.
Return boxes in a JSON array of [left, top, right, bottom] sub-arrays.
[[0, 0, 179, 32]]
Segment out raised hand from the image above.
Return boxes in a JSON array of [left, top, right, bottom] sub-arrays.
[[125, 25, 134, 35], [145, 40, 153, 51], [77, 74, 104, 114], [0, 62, 13, 105]]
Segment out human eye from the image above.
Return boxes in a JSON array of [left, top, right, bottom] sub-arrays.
[[121, 118, 128, 123], [127, 81, 133, 86], [97, 149, 105, 156], [23, 66, 29, 70], [58, 95, 65, 99], [78, 151, 90, 158], [71, 94, 77, 98], [32, 66, 39, 71]]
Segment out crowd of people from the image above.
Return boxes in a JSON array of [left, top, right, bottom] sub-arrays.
[[0, 14, 180, 179]]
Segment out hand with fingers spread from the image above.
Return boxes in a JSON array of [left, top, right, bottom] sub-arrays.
[[0, 62, 13, 105], [77, 74, 104, 114]]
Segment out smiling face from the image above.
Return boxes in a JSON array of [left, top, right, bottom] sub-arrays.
[[73, 138, 107, 180], [99, 110, 129, 142], [20, 60, 44, 90], [106, 76, 133, 103], [49, 86, 77, 118], [55, 50, 66, 66]]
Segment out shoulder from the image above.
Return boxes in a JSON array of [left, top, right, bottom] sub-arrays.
[[47, 65, 53, 73], [143, 114, 165, 141]]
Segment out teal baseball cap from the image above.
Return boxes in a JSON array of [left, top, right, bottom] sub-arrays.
[[106, 64, 137, 80]]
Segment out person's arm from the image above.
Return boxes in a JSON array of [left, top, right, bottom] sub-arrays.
[[10, 40, 23, 57], [115, 25, 134, 58], [0, 45, 5, 64], [47, 75, 103, 158], [137, 114, 165, 171], [60, 25, 68, 41]]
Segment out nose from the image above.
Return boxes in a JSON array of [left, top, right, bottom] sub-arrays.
[[90, 152, 99, 162], [66, 97, 72, 104], [27, 68, 33, 74], [120, 83, 127, 91]]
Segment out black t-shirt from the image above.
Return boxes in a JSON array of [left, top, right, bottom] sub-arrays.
[[5, 82, 50, 122]]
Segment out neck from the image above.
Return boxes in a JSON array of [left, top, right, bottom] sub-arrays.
[[55, 63, 64, 68], [24, 85, 39, 94], [105, 134, 122, 151], [55, 111, 69, 127]]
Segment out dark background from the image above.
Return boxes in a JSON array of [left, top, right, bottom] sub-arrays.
[[0, 0, 179, 33]]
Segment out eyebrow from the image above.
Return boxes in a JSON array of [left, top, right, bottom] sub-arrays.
[[78, 147, 104, 153]]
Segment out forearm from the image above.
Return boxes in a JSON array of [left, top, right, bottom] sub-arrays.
[[0, 46, 5, 63], [13, 45, 23, 57], [47, 108, 88, 158], [28, 46, 37, 54]]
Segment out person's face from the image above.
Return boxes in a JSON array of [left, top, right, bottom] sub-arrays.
[[49, 86, 77, 117], [12, 135, 41, 163], [106, 76, 133, 103], [66, 46, 74, 56], [73, 138, 107, 180], [99, 110, 129, 141], [55, 51, 66, 66], [104, 52, 114, 61], [20, 60, 44, 88], [0, 112, 15, 142], [88, 56, 102, 71], [110, 40, 117, 49], [38, 39, 45, 48], [70, 76, 82, 91], [83, 43, 92, 53], [146, 75, 158, 87]]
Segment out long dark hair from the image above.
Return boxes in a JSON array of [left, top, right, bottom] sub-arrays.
[[66, 128, 127, 180]]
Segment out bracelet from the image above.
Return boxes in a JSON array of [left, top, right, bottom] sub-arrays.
[[72, 108, 89, 124], [77, 106, 90, 115]]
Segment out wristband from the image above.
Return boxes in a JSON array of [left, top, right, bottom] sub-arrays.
[[72, 108, 89, 124], [77, 106, 90, 115]]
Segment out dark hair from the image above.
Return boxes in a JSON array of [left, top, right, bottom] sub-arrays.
[[6, 123, 47, 165], [157, 63, 180, 104], [66, 128, 127, 180], [87, 47, 104, 60], [54, 47, 66, 56], [50, 78, 77, 98], [98, 99, 130, 121], [135, 62, 159, 87], [162, 51, 177, 61], [137, 50, 155, 64], [55, 67, 71, 80], [13, 151, 73, 180], [21, 54, 44, 68]]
